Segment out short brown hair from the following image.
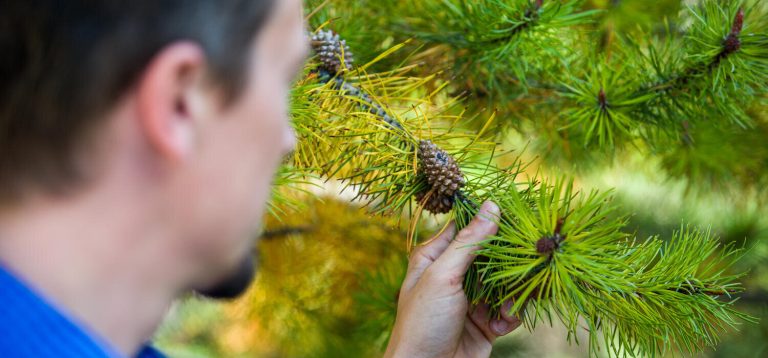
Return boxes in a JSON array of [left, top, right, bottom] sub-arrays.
[[0, 0, 274, 203]]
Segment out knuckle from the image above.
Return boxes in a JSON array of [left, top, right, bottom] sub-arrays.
[[446, 272, 464, 287], [408, 246, 425, 261], [425, 267, 463, 287], [472, 217, 498, 236], [455, 227, 476, 242], [410, 245, 437, 264], [457, 224, 495, 243]]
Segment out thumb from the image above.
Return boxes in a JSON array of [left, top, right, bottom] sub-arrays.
[[432, 201, 500, 278]]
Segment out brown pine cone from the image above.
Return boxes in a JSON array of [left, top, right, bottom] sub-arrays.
[[310, 30, 354, 74], [414, 189, 454, 214], [416, 140, 466, 214]]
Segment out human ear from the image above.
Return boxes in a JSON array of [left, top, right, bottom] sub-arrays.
[[135, 42, 207, 163]]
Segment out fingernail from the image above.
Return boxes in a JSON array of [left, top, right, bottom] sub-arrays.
[[478, 201, 500, 221], [491, 319, 510, 335], [502, 300, 513, 316]]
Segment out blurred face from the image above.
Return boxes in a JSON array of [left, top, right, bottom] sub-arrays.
[[185, 0, 308, 298]]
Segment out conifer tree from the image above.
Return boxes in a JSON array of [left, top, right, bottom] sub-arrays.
[[263, 0, 767, 356]]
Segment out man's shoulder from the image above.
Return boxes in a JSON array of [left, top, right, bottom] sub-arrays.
[[0, 264, 164, 358], [0, 264, 105, 356]]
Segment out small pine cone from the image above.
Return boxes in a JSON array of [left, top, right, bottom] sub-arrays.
[[723, 33, 741, 54], [414, 189, 454, 214], [536, 232, 564, 255], [731, 8, 744, 35], [536, 236, 557, 255], [416, 140, 466, 214], [723, 8, 744, 54], [310, 30, 354, 73], [418, 140, 465, 196]]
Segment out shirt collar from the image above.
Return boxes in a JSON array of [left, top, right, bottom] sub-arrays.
[[0, 262, 163, 358]]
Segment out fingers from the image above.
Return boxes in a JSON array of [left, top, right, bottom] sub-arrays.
[[432, 201, 500, 277], [467, 302, 496, 343], [400, 223, 457, 294], [500, 299, 520, 324], [489, 316, 521, 336], [468, 301, 522, 343], [491, 300, 522, 335], [399, 200, 500, 296]]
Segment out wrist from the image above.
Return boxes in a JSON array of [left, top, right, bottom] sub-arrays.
[[384, 344, 417, 358], [383, 335, 403, 358], [384, 331, 416, 358]]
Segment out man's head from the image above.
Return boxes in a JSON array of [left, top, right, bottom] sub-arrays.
[[0, 0, 308, 298]]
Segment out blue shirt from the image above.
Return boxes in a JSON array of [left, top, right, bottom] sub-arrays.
[[0, 263, 165, 358]]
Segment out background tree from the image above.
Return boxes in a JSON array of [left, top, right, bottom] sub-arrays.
[[158, 1, 768, 357]]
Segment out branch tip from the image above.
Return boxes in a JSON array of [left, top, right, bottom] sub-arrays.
[[597, 88, 608, 110], [731, 8, 744, 35]]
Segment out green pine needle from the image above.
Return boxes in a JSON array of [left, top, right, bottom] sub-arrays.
[[455, 177, 752, 357], [280, 18, 757, 357]]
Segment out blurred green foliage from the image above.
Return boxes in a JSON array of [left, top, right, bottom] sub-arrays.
[[157, 0, 767, 357]]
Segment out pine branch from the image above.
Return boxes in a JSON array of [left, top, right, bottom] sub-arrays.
[[296, 29, 493, 217], [558, 1, 768, 153], [303, 0, 768, 188], [434, 0, 545, 48], [289, 26, 754, 357], [388, 0, 598, 98], [638, 7, 745, 96], [319, 71, 405, 132], [459, 178, 752, 357], [486, 7, 542, 46]]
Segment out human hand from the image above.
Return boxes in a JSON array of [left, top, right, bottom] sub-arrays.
[[384, 201, 521, 358]]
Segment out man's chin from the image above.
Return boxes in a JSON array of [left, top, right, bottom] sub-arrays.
[[195, 253, 258, 300]]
